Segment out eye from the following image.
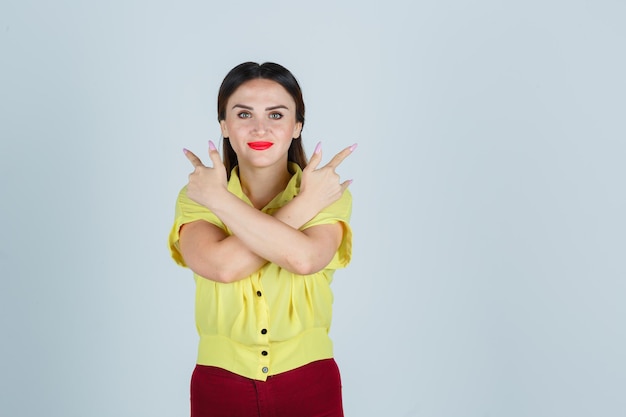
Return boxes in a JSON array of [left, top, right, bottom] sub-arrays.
[[237, 111, 252, 119], [268, 112, 283, 120]]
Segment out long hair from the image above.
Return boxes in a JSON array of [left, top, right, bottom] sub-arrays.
[[217, 62, 307, 179]]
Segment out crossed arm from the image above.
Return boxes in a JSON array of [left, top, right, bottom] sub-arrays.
[[178, 143, 355, 283]]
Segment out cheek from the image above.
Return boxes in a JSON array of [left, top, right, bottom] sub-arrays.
[[278, 123, 298, 136], [224, 121, 244, 137]]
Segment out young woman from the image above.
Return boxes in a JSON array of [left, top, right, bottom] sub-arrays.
[[168, 62, 355, 417]]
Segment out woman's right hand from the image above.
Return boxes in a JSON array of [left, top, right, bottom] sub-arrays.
[[183, 141, 229, 211], [299, 143, 357, 211]]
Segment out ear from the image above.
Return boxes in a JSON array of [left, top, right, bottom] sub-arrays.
[[220, 120, 229, 138], [292, 122, 303, 139]]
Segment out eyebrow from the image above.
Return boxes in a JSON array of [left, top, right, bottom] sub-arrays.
[[231, 104, 290, 111]]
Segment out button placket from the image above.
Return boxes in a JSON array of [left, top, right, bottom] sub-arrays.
[[252, 273, 270, 377]]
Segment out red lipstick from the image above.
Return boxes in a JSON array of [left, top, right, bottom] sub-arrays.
[[248, 141, 273, 150]]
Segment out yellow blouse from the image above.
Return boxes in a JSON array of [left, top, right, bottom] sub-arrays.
[[168, 163, 352, 381]]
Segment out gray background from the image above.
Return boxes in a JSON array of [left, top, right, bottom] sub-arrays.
[[1, 0, 625, 416]]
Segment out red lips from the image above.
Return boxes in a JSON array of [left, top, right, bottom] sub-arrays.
[[248, 141, 273, 150]]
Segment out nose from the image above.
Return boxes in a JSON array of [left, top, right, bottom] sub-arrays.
[[251, 119, 268, 135]]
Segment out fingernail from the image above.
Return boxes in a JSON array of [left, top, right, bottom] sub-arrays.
[[314, 142, 321, 154], [349, 143, 358, 152], [183, 148, 189, 154], [209, 140, 217, 151], [347, 179, 354, 186]]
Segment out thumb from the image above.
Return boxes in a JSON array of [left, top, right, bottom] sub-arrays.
[[208, 140, 224, 168], [305, 142, 322, 172]]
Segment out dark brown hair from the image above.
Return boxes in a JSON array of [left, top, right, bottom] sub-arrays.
[[217, 62, 307, 178]]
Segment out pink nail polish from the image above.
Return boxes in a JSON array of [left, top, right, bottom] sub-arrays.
[[314, 142, 322, 154], [183, 148, 189, 154], [349, 143, 358, 152], [209, 141, 217, 151]]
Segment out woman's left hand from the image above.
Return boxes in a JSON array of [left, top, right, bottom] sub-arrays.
[[299, 143, 356, 211]]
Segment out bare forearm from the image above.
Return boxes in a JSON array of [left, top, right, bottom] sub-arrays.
[[211, 191, 325, 274], [204, 192, 322, 281]]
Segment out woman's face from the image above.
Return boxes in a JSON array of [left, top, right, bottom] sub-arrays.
[[220, 78, 302, 170]]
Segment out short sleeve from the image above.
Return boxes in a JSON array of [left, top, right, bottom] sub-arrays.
[[168, 186, 226, 267], [302, 189, 353, 270]]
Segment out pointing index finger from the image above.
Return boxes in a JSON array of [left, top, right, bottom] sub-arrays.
[[183, 148, 205, 168], [324, 143, 357, 169]]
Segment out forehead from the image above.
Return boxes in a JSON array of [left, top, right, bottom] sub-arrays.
[[228, 78, 295, 106]]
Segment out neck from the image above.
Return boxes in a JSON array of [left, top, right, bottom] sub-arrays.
[[238, 163, 292, 209]]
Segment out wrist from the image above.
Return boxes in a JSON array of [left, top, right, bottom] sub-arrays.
[[202, 187, 230, 212], [292, 192, 320, 221]]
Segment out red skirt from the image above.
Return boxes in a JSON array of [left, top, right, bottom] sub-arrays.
[[190, 358, 344, 417]]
